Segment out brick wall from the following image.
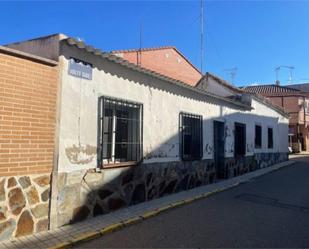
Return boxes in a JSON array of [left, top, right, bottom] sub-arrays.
[[115, 48, 202, 86], [267, 96, 300, 124], [0, 51, 58, 176]]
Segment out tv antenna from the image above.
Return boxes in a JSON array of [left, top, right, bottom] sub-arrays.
[[200, 0, 204, 73], [137, 22, 143, 67], [223, 67, 238, 84], [275, 65, 294, 85]]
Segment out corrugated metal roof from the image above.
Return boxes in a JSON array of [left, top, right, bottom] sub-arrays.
[[64, 37, 251, 110], [112, 46, 176, 54], [63, 37, 289, 117]]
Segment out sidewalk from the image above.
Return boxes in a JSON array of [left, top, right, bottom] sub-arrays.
[[0, 160, 295, 249]]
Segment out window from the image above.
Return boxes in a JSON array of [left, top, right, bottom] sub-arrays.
[[98, 97, 143, 167], [179, 112, 203, 160], [234, 122, 246, 157], [255, 125, 262, 148], [268, 127, 273, 149]]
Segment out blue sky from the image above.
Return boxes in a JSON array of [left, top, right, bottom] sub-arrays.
[[1, 0, 308, 86]]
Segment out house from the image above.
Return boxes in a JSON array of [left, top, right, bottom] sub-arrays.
[[1, 34, 289, 240], [112, 46, 202, 86], [243, 84, 309, 152], [0, 45, 58, 240], [287, 82, 309, 93]]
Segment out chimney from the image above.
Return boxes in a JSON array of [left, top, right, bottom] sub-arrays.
[[275, 80, 280, 86]]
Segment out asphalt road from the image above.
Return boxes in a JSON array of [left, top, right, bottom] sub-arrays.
[[75, 156, 309, 248]]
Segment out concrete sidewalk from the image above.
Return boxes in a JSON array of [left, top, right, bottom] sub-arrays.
[[0, 160, 295, 249]]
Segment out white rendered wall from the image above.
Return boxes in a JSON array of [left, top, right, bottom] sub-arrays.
[[57, 44, 288, 173]]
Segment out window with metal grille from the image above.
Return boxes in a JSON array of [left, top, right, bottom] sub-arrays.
[[179, 112, 203, 160], [234, 122, 246, 157], [98, 97, 143, 167], [255, 125, 262, 148], [268, 127, 273, 149]]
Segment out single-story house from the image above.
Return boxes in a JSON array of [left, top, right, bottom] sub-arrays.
[[3, 34, 289, 233]]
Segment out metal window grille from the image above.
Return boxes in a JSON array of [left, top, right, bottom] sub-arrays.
[[255, 125, 262, 148], [98, 96, 143, 167], [268, 127, 273, 148], [179, 112, 203, 161]]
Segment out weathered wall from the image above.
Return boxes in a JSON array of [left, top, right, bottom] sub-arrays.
[[58, 43, 288, 173], [53, 42, 289, 228], [5, 34, 66, 61]]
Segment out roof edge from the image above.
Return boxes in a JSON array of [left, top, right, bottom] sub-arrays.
[[0, 45, 58, 66], [64, 37, 252, 111], [205, 72, 244, 93], [250, 93, 290, 118], [112, 46, 203, 78], [112, 46, 176, 54], [4, 33, 68, 47]]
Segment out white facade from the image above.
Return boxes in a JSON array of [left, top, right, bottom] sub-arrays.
[[57, 42, 289, 173]]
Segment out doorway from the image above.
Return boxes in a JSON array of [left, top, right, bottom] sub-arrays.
[[213, 121, 225, 179]]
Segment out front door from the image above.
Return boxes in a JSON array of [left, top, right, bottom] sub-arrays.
[[214, 121, 225, 179]]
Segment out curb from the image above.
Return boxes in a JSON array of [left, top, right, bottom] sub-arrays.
[[47, 160, 295, 249]]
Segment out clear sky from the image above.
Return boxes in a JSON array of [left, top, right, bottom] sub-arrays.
[[1, 0, 308, 86]]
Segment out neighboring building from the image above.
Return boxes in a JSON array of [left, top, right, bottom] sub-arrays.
[[112, 46, 202, 86], [243, 84, 309, 152], [0, 46, 58, 240], [287, 82, 309, 93], [1, 34, 289, 239]]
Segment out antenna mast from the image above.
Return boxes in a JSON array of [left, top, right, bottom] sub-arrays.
[[275, 65, 294, 85], [138, 22, 142, 67], [224, 67, 238, 84], [200, 0, 204, 73]]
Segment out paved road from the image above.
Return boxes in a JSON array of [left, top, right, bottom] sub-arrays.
[[75, 157, 309, 248]]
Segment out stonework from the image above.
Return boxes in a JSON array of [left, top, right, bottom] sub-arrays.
[[0, 174, 51, 242], [57, 152, 288, 228], [57, 159, 216, 226]]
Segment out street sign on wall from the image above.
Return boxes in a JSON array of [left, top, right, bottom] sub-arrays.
[[68, 58, 93, 80]]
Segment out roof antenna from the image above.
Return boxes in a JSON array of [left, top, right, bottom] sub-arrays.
[[223, 67, 237, 84], [275, 65, 294, 85], [137, 22, 143, 67], [200, 0, 204, 74]]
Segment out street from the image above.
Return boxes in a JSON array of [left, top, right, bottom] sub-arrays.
[[75, 156, 309, 248]]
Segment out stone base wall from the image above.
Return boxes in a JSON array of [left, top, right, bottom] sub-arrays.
[[222, 152, 289, 179], [0, 174, 51, 241], [57, 159, 216, 227], [222, 156, 256, 179], [56, 152, 289, 228], [255, 152, 288, 168]]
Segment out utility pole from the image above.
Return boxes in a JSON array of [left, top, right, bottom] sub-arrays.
[[200, 0, 204, 73]]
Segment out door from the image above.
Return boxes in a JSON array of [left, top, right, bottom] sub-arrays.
[[213, 121, 225, 179]]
